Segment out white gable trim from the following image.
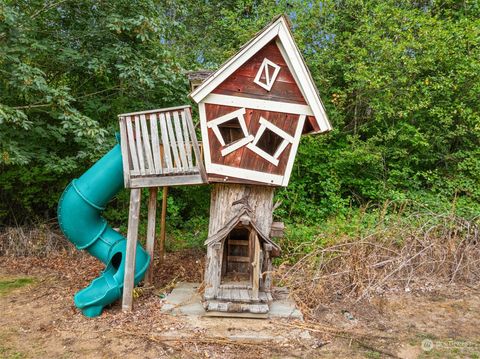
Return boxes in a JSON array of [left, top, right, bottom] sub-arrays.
[[190, 16, 331, 133], [190, 22, 281, 102], [276, 25, 331, 132]]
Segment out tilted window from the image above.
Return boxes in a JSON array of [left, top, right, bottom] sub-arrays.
[[207, 108, 254, 156], [247, 117, 294, 166]]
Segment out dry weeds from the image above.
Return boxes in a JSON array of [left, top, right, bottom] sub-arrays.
[[276, 210, 480, 320]]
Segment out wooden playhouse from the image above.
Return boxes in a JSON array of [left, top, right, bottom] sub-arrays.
[[190, 15, 331, 314]]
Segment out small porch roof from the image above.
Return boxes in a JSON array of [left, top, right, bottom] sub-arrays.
[[204, 204, 281, 256]]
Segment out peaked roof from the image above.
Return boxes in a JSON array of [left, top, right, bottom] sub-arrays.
[[189, 15, 332, 134], [204, 204, 281, 257]]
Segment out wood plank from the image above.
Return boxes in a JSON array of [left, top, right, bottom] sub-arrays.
[[118, 117, 131, 187], [159, 186, 168, 264], [159, 113, 173, 173], [145, 187, 158, 285], [149, 113, 163, 174], [180, 110, 193, 170], [122, 188, 141, 312], [129, 174, 204, 188], [125, 116, 140, 176], [118, 104, 190, 117], [203, 310, 268, 319], [165, 111, 182, 171], [228, 239, 249, 246], [239, 289, 250, 302], [205, 300, 269, 314], [227, 255, 250, 263], [184, 108, 207, 182], [134, 116, 146, 175], [140, 114, 155, 175], [172, 111, 189, 171], [213, 73, 306, 105], [251, 232, 260, 300]]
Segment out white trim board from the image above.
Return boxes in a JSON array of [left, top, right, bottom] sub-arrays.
[[190, 15, 331, 134], [203, 93, 314, 116], [282, 115, 306, 186], [207, 163, 284, 186]]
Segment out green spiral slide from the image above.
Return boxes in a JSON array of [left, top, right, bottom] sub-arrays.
[[57, 141, 150, 317]]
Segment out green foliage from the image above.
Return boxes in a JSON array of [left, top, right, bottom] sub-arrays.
[[1, 0, 479, 234], [0, 277, 35, 296], [0, 0, 187, 223]]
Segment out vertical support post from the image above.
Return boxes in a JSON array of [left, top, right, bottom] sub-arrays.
[[159, 186, 168, 264], [122, 188, 142, 312], [145, 187, 158, 285], [263, 243, 273, 294], [251, 232, 261, 301]]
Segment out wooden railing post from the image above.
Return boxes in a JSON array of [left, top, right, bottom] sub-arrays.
[[159, 186, 168, 264], [144, 187, 158, 285], [122, 188, 142, 312]]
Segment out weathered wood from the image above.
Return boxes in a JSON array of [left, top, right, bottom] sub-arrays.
[[270, 221, 285, 238], [172, 111, 189, 170], [251, 232, 261, 300], [134, 116, 146, 175], [129, 174, 204, 188], [180, 110, 193, 170], [184, 108, 207, 182], [125, 116, 140, 175], [149, 113, 163, 174], [204, 184, 275, 302], [122, 188, 141, 312], [205, 300, 269, 314], [227, 255, 250, 263], [118, 117, 131, 187], [165, 112, 182, 171], [158, 186, 168, 264], [118, 104, 190, 117], [263, 243, 273, 293], [145, 187, 158, 285], [228, 239, 249, 246], [203, 310, 269, 319], [158, 113, 173, 173], [140, 114, 155, 175]]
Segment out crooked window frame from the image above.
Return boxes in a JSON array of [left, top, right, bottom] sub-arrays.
[[247, 117, 294, 166], [207, 108, 254, 156], [253, 58, 281, 92]]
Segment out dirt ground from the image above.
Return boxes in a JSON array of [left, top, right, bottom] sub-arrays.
[[1, 250, 479, 359]]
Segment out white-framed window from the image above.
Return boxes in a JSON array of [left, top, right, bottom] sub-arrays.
[[253, 58, 281, 92], [207, 108, 254, 156], [247, 117, 294, 166]]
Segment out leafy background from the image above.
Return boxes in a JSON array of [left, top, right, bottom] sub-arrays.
[[1, 0, 479, 247]]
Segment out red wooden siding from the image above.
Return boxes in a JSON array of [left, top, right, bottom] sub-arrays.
[[205, 104, 300, 177], [212, 40, 307, 105]]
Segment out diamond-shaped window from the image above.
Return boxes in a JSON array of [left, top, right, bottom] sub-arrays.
[[253, 58, 281, 92]]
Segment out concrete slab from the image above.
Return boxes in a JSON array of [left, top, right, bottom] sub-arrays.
[[160, 282, 303, 320]]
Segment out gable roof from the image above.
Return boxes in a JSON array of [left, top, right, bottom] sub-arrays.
[[189, 15, 332, 134], [204, 204, 281, 257]]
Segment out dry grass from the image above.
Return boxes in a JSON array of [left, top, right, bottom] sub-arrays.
[[0, 223, 75, 257], [276, 211, 480, 319]]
